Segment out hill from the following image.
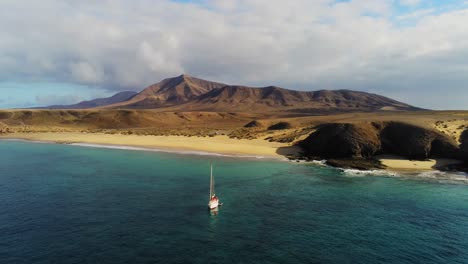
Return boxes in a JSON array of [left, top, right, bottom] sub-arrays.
[[38, 91, 137, 109]]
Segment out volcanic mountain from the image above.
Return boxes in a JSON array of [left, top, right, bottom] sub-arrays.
[[42, 74, 419, 112], [109, 74, 227, 108], [175, 85, 416, 112], [106, 75, 418, 112]]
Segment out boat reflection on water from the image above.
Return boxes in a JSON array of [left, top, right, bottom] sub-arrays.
[[209, 207, 219, 216]]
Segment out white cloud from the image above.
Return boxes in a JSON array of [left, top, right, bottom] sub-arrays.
[[396, 8, 435, 20], [399, 0, 421, 6], [69, 61, 104, 84], [0, 0, 467, 109]]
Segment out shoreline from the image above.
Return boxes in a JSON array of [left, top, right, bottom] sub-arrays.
[[1, 132, 465, 174], [0, 132, 299, 160], [1, 138, 277, 159], [4, 137, 468, 184]]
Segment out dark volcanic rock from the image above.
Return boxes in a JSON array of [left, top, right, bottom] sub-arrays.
[[326, 158, 385, 170], [244, 120, 263, 128], [380, 122, 460, 159], [461, 129, 468, 161], [300, 123, 381, 158], [268, 122, 292, 130], [300, 121, 461, 163]]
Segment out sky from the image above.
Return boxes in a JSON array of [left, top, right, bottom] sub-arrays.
[[0, 0, 468, 109]]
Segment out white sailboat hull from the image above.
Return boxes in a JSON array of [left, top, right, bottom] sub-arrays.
[[208, 199, 219, 210]]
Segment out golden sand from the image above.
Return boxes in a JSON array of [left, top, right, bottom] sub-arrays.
[[377, 154, 462, 171], [1, 132, 299, 158]]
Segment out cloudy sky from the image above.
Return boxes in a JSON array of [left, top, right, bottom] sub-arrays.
[[1, 0, 467, 109]]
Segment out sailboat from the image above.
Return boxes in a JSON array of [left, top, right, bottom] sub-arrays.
[[208, 164, 220, 210]]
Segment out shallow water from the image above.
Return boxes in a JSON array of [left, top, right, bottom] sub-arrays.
[[1, 140, 468, 264]]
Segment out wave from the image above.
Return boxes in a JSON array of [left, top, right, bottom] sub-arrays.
[[69, 143, 272, 160], [310, 159, 327, 165], [342, 169, 399, 177], [342, 167, 468, 184], [413, 170, 468, 184]]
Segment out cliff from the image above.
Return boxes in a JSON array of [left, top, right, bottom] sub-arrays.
[[300, 121, 462, 168]]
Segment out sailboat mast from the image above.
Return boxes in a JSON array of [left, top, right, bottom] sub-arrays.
[[212, 165, 215, 196], [209, 164, 213, 198]]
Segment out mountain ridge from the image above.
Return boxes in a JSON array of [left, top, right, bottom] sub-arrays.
[[42, 74, 421, 112], [168, 84, 418, 112]]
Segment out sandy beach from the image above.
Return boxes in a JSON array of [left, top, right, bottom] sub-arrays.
[[0, 132, 300, 159], [377, 154, 462, 171], [1, 132, 465, 171]]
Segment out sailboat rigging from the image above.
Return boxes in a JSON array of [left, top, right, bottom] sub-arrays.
[[208, 164, 221, 210]]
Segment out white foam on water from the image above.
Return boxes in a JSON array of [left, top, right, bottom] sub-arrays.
[[342, 169, 400, 177], [70, 142, 272, 160], [310, 160, 327, 166], [414, 170, 468, 184], [341, 167, 468, 184], [0, 138, 294, 162]]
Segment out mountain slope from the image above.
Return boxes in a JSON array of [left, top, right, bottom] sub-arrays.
[[108, 74, 227, 108], [39, 91, 137, 109], [170, 85, 418, 112], [74, 74, 420, 112]]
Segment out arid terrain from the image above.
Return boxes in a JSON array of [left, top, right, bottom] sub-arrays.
[[1, 109, 467, 168], [2, 75, 468, 171], [1, 109, 466, 139], [36, 74, 419, 113]]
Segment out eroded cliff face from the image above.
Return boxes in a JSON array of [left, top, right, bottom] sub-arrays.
[[461, 129, 468, 161], [380, 122, 460, 159], [301, 121, 461, 160], [299, 123, 381, 158]]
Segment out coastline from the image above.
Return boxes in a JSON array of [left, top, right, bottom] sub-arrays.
[[1, 132, 465, 174], [0, 132, 299, 160]]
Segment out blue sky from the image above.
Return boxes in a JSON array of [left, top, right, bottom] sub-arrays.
[[1, 0, 468, 109], [0, 82, 109, 108]]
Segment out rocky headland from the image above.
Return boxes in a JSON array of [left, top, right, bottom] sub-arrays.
[[300, 121, 468, 171]]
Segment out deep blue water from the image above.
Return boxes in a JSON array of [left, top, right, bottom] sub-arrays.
[[1, 140, 468, 264]]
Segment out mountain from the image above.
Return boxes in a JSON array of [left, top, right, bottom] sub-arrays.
[[169, 85, 418, 112], [39, 91, 137, 109], [108, 74, 227, 108], [107, 75, 418, 112], [41, 74, 417, 112]]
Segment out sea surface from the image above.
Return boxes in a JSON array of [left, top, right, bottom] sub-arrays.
[[1, 140, 468, 264]]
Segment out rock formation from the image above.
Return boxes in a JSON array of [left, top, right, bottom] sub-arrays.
[[461, 129, 468, 161], [268, 122, 292, 130], [244, 120, 264, 128], [300, 123, 381, 158], [301, 121, 461, 162]]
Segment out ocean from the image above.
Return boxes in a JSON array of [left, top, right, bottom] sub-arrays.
[[1, 140, 468, 264]]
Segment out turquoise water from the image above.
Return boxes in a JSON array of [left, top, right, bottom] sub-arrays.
[[1, 140, 468, 264]]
